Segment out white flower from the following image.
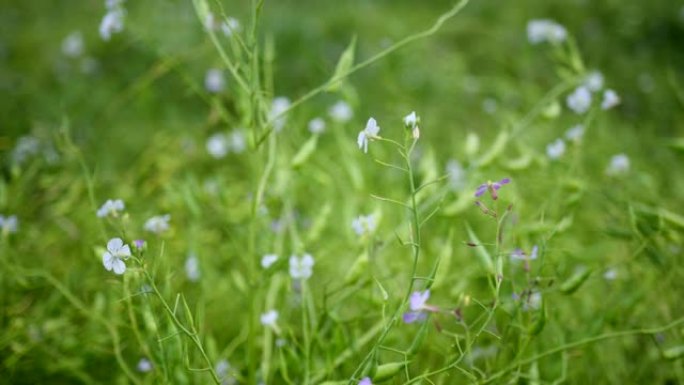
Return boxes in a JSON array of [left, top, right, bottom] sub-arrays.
[[99, 8, 125, 41], [96, 199, 125, 218], [137, 358, 153, 373], [228, 130, 246, 153], [221, 17, 241, 36], [446, 159, 466, 191], [357, 117, 380, 153], [603, 269, 618, 281], [606, 153, 630, 175], [270, 97, 291, 132], [308, 118, 326, 134], [566, 86, 592, 114], [62, 31, 84, 58], [144, 214, 171, 234], [260, 310, 279, 327], [289, 253, 314, 280], [546, 138, 566, 160], [206, 133, 229, 158], [564, 124, 585, 142], [102, 237, 131, 275], [328, 101, 353, 123], [527, 19, 567, 45], [12, 136, 40, 165], [601, 89, 620, 110], [261, 254, 278, 269], [205, 68, 225, 93], [351, 215, 376, 236], [105, 0, 125, 10], [482, 98, 498, 115], [584, 71, 604, 92], [403, 111, 419, 128], [204, 12, 220, 31], [215, 360, 231, 379], [185, 254, 200, 282], [0, 215, 19, 234]]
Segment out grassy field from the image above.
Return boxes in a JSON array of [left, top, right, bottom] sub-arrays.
[[2, 0, 684, 384]]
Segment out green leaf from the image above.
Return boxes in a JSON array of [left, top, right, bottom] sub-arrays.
[[327, 36, 356, 92]]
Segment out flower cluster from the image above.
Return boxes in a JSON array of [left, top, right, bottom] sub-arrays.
[[144, 214, 171, 234], [206, 130, 246, 159], [351, 214, 377, 237], [97, 199, 125, 218], [99, 0, 126, 41], [526, 19, 567, 45]]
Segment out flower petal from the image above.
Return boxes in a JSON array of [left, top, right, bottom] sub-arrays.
[[112, 258, 126, 275], [103, 252, 114, 271], [107, 237, 123, 252]]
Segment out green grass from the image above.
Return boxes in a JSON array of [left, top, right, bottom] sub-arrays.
[[1, 0, 684, 384]]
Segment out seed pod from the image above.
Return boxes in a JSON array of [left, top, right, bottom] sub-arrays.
[[373, 362, 408, 382], [663, 345, 684, 360], [407, 320, 430, 357], [559, 268, 592, 295], [528, 300, 546, 336]]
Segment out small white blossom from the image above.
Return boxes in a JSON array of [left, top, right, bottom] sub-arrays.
[[205, 68, 225, 93], [289, 253, 314, 280], [601, 89, 620, 110], [603, 269, 618, 281], [446, 159, 466, 191], [11, 136, 41, 165], [351, 214, 376, 237], [260, 310, 279, 327], [99, 8, 125, 41], [144, 214, 171, 234], [221, 17, 241, 36], [403, 111, 419, 128], [185, 254, 201, 282], [96, 199, 125, 218], [0, 215, 19, 234], [228, 130, 246, 153], [62, 31, 84, 58], [137, 358, 153, 373], [261, 254, 278, 269], [328, 101, 353, 123], [584, 71, 604, 92], [564, 124, 585, 142], [102, 237, 131, 275], [606, 153, 630, 176], [206, 133, 229, 158], [357, 117, 380, 153], [216, 360, 231, 379], [105, 0, 124, 10], [527, 19, 567, 45], [204, 12, 220, 31], [308, 118, 326, 134], [482, 98, 498, 115], [546, 138, 566, 160], [566, 86, 592, 114], [270, 97, 291, 132]]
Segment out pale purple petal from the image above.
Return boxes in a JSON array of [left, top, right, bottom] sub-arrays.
[[530, 245, 538, 260], [119, 244, 131, 257], [107, 237, 123, 252], [403, 311, 427, 324], [359, 377, 373, 385], [499, 178, 511, 185], [475, 184, 487, 197], [112, 258, 126, 275], [103, 252, 114, 271], [409, 290, 430, 311]]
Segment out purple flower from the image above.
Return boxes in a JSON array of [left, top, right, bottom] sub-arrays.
[[403, 290, 433, 324], [359, 377, 373, 385], [510, 245, 538, 261], [475, 178, 511, 200], [133, 239, 146, 249]]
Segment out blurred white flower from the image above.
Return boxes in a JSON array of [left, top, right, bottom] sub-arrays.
[[270, 97, 291, 132], [308, 117, 326, 134], [606, 153, 630, 175], [603, 269, 618, 281], [185, 254, 200, 282], [584, 71, 604, 92], [205, 68, 225, 93], [329, 101, 353, 123], [289, 253, 314, 280], [351, 214, 376, 237], [102, 237, 131, 275], [446, 159, 466, 191], [11, 136, 40, 165], [260, 309, 279, 327], [206, 133, 229, 158], [221, 17, 241, 36], [215, 360, 231, 378], [99, 8, 125, 41], [228, 130, 246, 153], [564, 124, 585, 142], [204, 12, 220, 31], [403, 111, 418, 128], [546, 138, 566, 160], [62, 31, 84, 58], [144, 214, 170, 234], [566, 86, 592, 114], [482, 98, 498, 115], [357, 117, 380, 153], [261, 254, 278, 269], [96, 199, 125, 218], [527, 19, 567, 44], [601, 89, 620, 110], [0, 215, 19, 234], [105, 0, 124, 9], [136, 358, 153, 373]]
